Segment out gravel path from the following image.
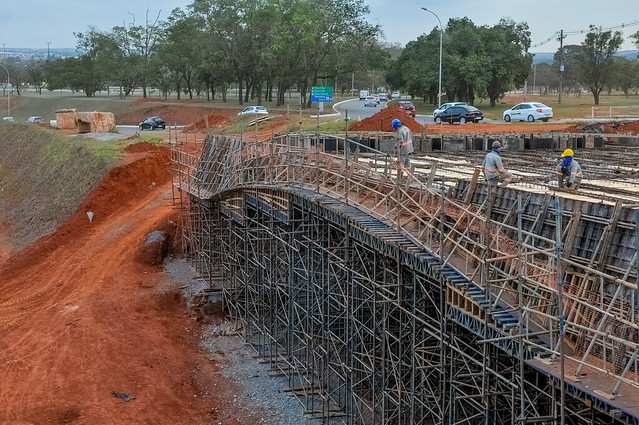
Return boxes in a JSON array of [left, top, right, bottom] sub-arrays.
[[164, 259, 317, 425]]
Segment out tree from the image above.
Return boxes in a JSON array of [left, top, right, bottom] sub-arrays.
[[609, 57, 638, 97], [578, 25, 623, 105], [552, 45, 583, 95], [483, 19, 532, 106]]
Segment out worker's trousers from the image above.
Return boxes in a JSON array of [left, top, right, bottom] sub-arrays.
[[487, 171, 513, 187]]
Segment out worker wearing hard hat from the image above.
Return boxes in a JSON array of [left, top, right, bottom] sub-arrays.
[[557, 149, 582, 189], [392, 118, 414, 171], [482, 141, 513, 188]]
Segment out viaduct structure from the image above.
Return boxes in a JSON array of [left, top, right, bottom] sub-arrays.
[[172, 130, 639, 424]]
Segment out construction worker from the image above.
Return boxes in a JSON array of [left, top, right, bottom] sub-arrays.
[[482, 141, 513, 188], [557, 149, 582, 189], [392, 118, 414, 171]]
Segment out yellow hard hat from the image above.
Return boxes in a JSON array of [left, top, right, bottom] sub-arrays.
[[562, 149, 574, 157]]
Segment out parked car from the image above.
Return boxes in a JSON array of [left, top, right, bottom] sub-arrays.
[[434, 105, 483, 124], [391, 91, 401, 99], [397, 100, 416, 118], [138, 116, 166, 130], [377, 93, 388, 102], [433, 102, 467, 118], [503, 102, 553, 122], [27, 116, 44, 123], [2, 116, 14, 121], [238, 106, 268, 116], [364, 96, 379, 107]]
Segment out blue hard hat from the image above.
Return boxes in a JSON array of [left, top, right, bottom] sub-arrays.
[[392, 119, 401, 128]]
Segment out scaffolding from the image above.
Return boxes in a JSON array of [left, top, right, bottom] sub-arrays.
[[173, 131, 639, 424]]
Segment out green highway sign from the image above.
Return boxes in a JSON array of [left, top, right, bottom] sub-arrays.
[[311, 86, 333, 102]]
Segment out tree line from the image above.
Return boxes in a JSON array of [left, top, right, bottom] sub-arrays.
[[40, 0, 387, 108], [2, 3, 639, 108]]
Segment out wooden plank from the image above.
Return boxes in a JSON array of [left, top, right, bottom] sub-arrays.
[[463, 168, 480, 204]]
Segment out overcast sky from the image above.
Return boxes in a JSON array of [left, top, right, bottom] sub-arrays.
[[0, 1, 637, 53]]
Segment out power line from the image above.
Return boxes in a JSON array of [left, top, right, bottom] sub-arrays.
[[531, 20, 639, 49]]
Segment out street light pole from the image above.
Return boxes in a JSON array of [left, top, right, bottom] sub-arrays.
[[0, 63, 9, 119], [421, 7, 443, 108]]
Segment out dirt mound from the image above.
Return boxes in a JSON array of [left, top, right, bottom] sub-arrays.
[[125, 141, 160, 153], [563, 120, 639, 135], [137, 219, 179, 266], [118, 100, 239, 126], [186, 114, 231, 131], [349, 106, 422, 133]]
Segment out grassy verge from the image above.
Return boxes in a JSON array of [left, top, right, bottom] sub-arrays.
[[0, 122, 141, 250]]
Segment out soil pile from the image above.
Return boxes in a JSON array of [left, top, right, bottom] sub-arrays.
[[186, 114, 231, 131], [563, 120, 639, 135], [349, 106, 422, 133]]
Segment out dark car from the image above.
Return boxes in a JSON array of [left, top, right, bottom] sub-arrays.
[[434, 105, 483, 124], [138, 116, 166, 130], [397, 101, 416, 118]]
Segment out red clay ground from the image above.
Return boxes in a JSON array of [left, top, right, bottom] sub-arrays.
[[0, 144, 257, 425]]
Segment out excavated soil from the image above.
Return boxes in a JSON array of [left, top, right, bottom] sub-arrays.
[[349, 105, 422, 133], [563, 120, 639, 135], [117, 99, 239, 126], [0, 143, 259, 424]]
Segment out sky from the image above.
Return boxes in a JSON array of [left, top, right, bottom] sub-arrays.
[[0, 0, 638, 53]]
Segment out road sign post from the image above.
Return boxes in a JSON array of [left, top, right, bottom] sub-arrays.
[[311, 86, 333, 102]]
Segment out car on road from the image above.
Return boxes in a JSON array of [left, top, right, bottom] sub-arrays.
[[364, 96, 379, 107], [397, 101, 416, 118], [27, 116, 44, 123], [392, 91, 400, 99], [433, 102, 467, 118], [377, 93, 388, 102], [359, 90, 370, 100], [138, 116, 166, 130], [434, 105, 483, 124], [503, 102, 553, 122]]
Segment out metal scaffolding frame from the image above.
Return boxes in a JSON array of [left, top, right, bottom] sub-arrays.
[[172, 132, 639, 424]]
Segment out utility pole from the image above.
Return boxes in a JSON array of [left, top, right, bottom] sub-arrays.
[[558, 30, 566, 104], [46, 41, 52, 60]]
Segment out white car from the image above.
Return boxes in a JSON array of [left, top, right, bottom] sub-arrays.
[[27, 116, 44, 123], [433, 102, 467, 118], [2, 116, 14, 121], [363, 96, 378, 107], [503, 102, 553, 122], [238, 106, 268, 115]]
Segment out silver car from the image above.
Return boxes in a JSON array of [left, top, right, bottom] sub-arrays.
[[503, 102, 553, 122], [363, 96, 378, 107]]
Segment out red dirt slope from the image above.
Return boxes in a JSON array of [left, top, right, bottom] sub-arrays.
[[349, 105, 422, 133], [0, 144, 221, 424]]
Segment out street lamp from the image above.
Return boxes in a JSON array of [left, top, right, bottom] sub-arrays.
[[421, 7, 443, 108], [0, 63, 9, 119]]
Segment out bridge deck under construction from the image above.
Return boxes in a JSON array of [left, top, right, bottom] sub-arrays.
[[171, 130, 639, 424]]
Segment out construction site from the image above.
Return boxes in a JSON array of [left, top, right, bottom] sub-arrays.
[[172, 118, 639, 424]]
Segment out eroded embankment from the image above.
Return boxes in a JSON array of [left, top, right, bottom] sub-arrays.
[[0, 122, 118, 252]]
